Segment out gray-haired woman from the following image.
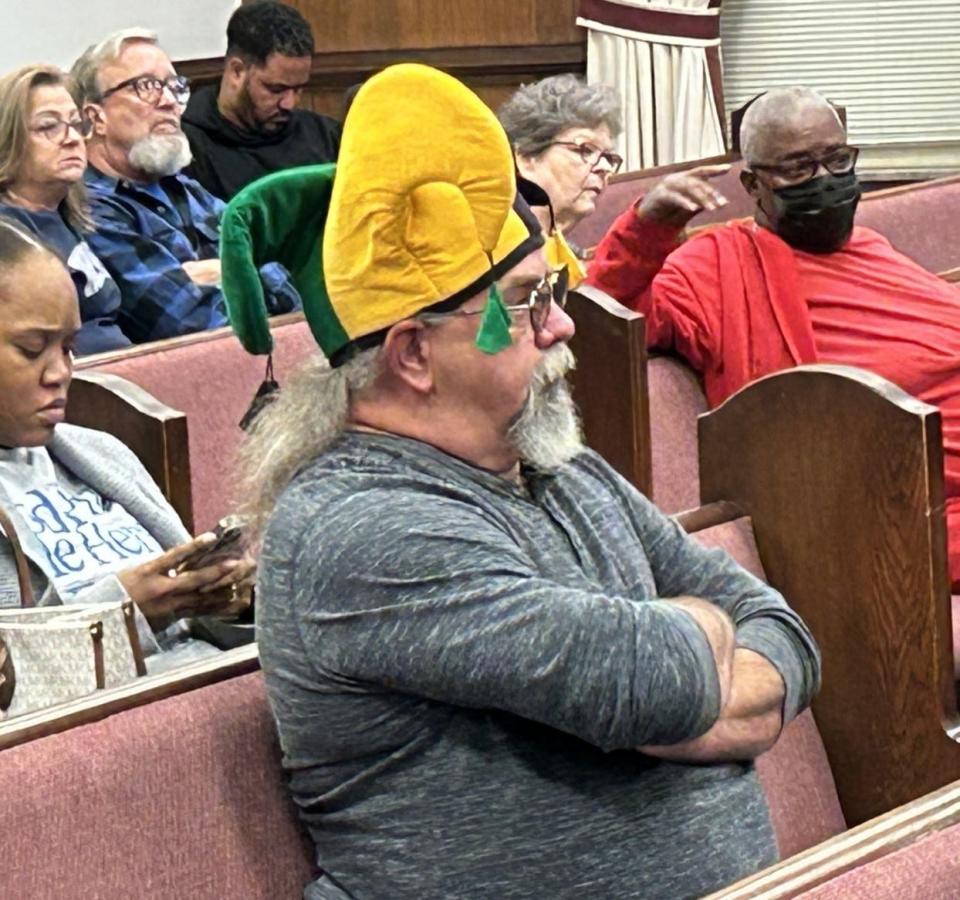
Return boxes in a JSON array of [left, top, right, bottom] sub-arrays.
[[499, 74, 623, 236]]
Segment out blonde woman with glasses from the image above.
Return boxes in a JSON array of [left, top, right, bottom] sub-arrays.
[[0, 65, 130, 355]]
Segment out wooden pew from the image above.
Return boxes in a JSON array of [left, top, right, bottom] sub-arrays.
[[0, 644, 259, 752], [699, 364, 960, 825], [708, 777, 960, 899], [566, 286, 651, 494], [684, 503, 846, 858], [76, 312, 317, 533], [566, 286, 704, 513], [569, 289, 960, 824], [66, 370, 194, 531]]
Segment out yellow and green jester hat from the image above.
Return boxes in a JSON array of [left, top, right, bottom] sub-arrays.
[[219, 63, 545, 366]]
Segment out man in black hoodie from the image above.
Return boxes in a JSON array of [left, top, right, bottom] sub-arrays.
[[183, 1, 340, 201]]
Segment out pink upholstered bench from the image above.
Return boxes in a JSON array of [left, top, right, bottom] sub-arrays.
[[79, 315, 317, 533], [648, 355, 708, 514], [0, 671, 313, 899], [857, 175, 960, 275]]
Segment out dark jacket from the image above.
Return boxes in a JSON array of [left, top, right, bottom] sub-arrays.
[[183, 85, 341, 200]]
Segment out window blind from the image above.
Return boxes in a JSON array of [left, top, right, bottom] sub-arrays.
[[719, 0, 960, 179]]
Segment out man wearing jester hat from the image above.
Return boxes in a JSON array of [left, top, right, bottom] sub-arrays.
[[222, 65, 819, 899]]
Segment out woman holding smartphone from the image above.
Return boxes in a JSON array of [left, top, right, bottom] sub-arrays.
[[0, 216, 251, 672]]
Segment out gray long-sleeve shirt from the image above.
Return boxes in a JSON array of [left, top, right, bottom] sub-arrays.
[[257, 433, 820, 900]]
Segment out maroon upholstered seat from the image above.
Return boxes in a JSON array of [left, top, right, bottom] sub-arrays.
[[690, 514, 847, 857], [0, 672, 313, 899], [88, 319, 316, 533], [857, 176, 960, 275]]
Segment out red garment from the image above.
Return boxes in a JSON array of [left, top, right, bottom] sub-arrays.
[[588, 210, 960, 586]]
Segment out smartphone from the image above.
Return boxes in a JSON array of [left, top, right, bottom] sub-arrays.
[[177, 516, 247, 573]]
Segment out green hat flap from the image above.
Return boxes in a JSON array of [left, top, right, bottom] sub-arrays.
[[220, 163, 342, 355]]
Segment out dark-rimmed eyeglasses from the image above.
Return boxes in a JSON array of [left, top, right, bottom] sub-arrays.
[[98, 75, 191, 107], [419, 267, 570, 335], [749, 145, 859, 186], [29, 116, 93, 143], [550, 141, 623, 175]]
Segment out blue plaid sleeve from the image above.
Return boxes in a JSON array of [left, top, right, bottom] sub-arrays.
[[85, 194, 229, 344], [259, 263, 303, 315]]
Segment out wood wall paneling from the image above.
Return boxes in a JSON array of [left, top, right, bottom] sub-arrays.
[[287, 0, 581, 52], [189, 0, 588, 119]]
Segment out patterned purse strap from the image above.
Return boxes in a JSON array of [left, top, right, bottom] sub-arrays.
[[0, 503, 35, 608]]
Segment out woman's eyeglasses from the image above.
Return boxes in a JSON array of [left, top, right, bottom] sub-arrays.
[[98, 75, 191, 107], [29, 117, 94, 143], [550, 141, 623, 175], [419, 267, 570, 335]]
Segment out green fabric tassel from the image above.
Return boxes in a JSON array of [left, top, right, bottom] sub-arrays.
[[474, 284, 513, 354]]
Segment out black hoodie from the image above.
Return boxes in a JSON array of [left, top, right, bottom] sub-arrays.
[[182, 85, 341, 201]]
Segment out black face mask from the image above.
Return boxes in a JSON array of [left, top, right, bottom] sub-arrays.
[[767, 171, 862, 254]]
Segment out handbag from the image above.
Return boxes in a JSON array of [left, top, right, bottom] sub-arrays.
[[0, 503, 147, 718]]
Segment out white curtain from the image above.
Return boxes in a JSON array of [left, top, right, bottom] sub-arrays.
[[577, 0, 726, 171]]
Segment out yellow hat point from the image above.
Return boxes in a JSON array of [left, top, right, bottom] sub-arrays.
[[323, 63, 542, 363]]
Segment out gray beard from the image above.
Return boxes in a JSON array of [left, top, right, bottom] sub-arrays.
[[507, 344, 584, 470], [128, 132, 192, 177]]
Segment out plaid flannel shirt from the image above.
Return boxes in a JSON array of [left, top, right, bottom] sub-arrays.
[[84, 166, 301, 344]]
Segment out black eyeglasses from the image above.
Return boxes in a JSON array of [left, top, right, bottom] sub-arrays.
[[29, 116, 93, 143], [99, 74, 191, 107], [750, 146, 859, 186], [551, 141, 623, 175], [420, 267, 570, 335]]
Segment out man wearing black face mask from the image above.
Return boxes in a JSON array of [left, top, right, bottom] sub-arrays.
[[587, 86, 960, 597]]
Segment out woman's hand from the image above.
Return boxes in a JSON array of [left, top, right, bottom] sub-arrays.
[[117, 535, 252, 629]]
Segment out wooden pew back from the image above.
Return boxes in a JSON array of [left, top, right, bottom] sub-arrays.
[[566, 288, 707, 513], [77, 314, 317, 533], [699, 364, 960, 825], [567, 286, 651, 494], [66, 371, 194, 530]]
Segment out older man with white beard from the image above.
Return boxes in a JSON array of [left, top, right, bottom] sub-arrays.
[[221, 65, 820, 900], [70, 29, 299, 344]]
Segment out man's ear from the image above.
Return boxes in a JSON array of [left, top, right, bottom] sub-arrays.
[[381, 320, 434, 395], [84, 103, 107, 138], [225, 56, 247, 84], [740, 168, 760, 199]]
